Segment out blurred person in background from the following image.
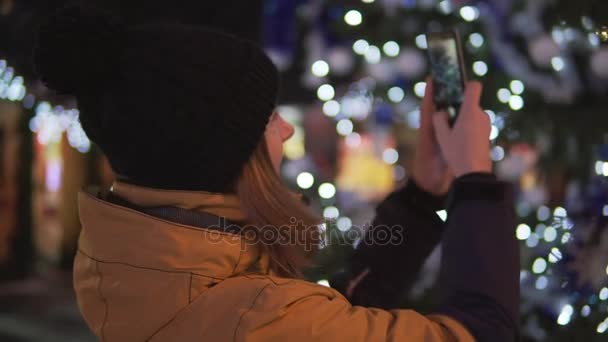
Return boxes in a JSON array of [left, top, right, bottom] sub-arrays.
[[33, 5, 519, 342]]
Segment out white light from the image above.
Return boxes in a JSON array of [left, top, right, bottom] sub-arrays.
[[382, 148, 399, 164], [388, 87, 405, 103], [557, 304, 573, 326], [317, 279, 330, 287], [438, 0, 452, 14], [510, 80, 525, 95], [598, 321, 608, 334], [317, 84, 335, 101], [323, 206, 340, 219], [345, 132, 362, 148], [526, 234, 539, 247], [323, 100, 340, 117], [561, 232, 572, 244], [581, 305, 591, 317], [311, 60, 330, 77], [344, 10, 363, 26], [460, 6, 479, 22], [353, 39, 370, 55], [589, 33, 600, 47], [318, 183, 337, 199], [407, 109, 421, 129], [491, 146, 505, 161], [383, 41, 400, 57], [296, 172, 315, 189], [497, 88, 511, 103], [469, 33, 484, 48], [603, 205, 608, 216], [414, 82, 426, 97], [544, 227, 558, 242], [532, 258, 547, 274], [337, 119, 354, 136], [551, 57, 565, 71], [516, 224, 531, 240], [548, 247, 562, 263], [509, 95, 524, 111], [362, 0, 375, 3], [604, 162, 608, 177], [600, 287, 608, 300], [485, 110, 496, 122], [364, 45, 381, 64], [554, 206, 567, 218], [489, 125, 499, 140], [436, 210, 448, 222], [337, 217, 353, 232], [473, 61, 488, 76], [597, 161, 604, 175], [535, 275, 548, 290], [537, 206, 551, 221], [415, 34, 428, 49]]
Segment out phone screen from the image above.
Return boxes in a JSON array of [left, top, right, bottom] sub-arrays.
[[426, 32, 466, 124]]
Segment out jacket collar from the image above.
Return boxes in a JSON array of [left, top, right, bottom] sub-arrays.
[[77, 182, 270, 280]]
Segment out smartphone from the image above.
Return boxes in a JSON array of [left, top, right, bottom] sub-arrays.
[[426, 30, 467, 126]]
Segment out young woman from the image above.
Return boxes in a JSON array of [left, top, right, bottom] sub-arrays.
[[34, 6, 519, 342]]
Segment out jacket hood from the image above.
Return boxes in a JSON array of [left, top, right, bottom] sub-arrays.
[[74, 182, 270, 340]]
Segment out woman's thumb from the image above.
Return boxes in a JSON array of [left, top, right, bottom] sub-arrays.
[[432, 112, 451, 148]]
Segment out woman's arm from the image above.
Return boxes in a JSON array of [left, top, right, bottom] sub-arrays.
[[330, 178, 447, 309]]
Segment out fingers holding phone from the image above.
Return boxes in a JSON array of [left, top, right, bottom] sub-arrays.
[[432, 82, 492, 178]]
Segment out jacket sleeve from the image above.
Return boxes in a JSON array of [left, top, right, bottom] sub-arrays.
[[235, 278, 476, 342], [330, 178, 447, 309], [434, 174, 520, 342], [332, 173, 520, 341]]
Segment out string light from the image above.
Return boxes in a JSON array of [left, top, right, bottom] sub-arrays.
[[353, 39, 370, 55], [491, 146, 505, 161], [459, 6, 480, 22], [382, 148, 399, 164], [311, 60, 330, 77], [337, 217, 352, 232], [387, 86, 405, 103], [414, 82, 426, 97], [535, 275, 548, 289], [382, 41, 400, 57], [318, 183, 337, 199], [364, 45, 381, 64], [516, 224, 531, 240], [296, 172, 315, 189], [473, 61, 488, 76], [551, 57, 565, 71], [469, 33, 484, 48], [544, 227, 557, 242], [557, 305, 574, 326], [323, 206, 340, 219], [323, 100, 340, 117], [510, 80, 525, 95], [509, 95, 524, 111], [344, 10, 363, 26], [489, 125, 499, 140], [336, 119, 354, 136], [497, 88, 511, 103], [537, 206, 551, 221], [415, 34, 428, 49], [532, 258, 547, 274], [345, 132, 362, 148], [317, 84, 335, 101]]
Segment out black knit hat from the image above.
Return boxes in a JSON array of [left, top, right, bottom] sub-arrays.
[[34, 5, 279, 192]]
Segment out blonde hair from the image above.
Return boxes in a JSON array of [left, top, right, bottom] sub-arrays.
[[237, 139, 323, 278]]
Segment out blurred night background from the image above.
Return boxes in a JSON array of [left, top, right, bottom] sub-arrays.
[[1, 0, 608, 341]]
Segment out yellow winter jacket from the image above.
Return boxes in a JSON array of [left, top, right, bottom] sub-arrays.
[[73, 181, 475, 341]]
